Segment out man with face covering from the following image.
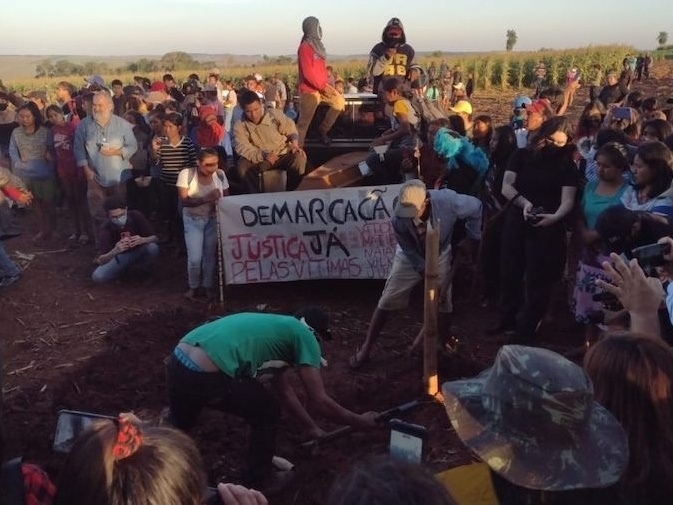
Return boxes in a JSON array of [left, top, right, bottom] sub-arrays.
[[91, 195, 159, 283], [368, 18, 416, 94], [296, 16, 345, 147]]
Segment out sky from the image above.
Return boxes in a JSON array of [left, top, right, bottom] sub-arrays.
[[3, 0, 671, 56]]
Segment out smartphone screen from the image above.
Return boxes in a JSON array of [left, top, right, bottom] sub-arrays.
[[389, 419, 426, 464], [613, 107, 631, 120], [53, 410, 115, 453]]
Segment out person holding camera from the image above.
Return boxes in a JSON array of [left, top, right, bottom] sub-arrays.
[[74, 91, 138, 245], [493, 116, 579, 344]]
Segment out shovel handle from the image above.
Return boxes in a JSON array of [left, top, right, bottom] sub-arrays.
[[300, 399, 421, 449]]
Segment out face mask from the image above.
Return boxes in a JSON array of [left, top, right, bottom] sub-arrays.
[[0, 103, 8, 111], [111, 215, 127, 227]]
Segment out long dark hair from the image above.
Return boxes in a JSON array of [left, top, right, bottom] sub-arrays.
[[17, 102, 43, 129], [529, 116, 574, 153], [635, 140, 673, 199], [585, 333, 673, 503], [490, 125, 517, 168]]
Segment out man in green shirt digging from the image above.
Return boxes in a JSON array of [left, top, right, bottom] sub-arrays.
[[166, 308, 378, 495]]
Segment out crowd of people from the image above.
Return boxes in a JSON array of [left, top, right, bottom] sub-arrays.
[[1, 13, 673, 505]]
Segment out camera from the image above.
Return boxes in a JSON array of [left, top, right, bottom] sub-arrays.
[[631, 242, 671, 268], [53, 410, 116, 453], [389, 419, 427, 465], [525, 206, 546, 225], [592, 291, 622, 311]]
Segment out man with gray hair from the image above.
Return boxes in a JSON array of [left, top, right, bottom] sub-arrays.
[[74, 91, 137, 239]]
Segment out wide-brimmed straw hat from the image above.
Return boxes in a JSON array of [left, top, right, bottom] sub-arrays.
[[442, 345, 628, 491]]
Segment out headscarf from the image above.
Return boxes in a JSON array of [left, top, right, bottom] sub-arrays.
[[194, 105, 224, 148], [301, 16, 326, 60]]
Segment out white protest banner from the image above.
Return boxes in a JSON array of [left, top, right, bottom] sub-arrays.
[[218, 184, 403, 284]]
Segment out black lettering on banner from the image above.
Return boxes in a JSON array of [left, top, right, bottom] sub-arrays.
[[240, 206, 258, 227], [271, 202, 291, 223], [326, 227, 349, 257], [308, 198, 327, 225], [236, 187, 395, 228]]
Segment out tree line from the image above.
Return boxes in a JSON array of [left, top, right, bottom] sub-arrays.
[[33, 51, 305, 79], [34, 52, 215, 78]]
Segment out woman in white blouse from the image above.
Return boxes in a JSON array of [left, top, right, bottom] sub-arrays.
[[176, 148, 229, 300]]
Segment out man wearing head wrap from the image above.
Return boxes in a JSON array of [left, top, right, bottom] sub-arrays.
[[296, 16, 345, 147], [367, 18, 416, 94]]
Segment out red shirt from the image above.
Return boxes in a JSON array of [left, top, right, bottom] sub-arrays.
[[297, 41, 328, 94], [22, 463, 56, 505], [50, 122, 81, 181]]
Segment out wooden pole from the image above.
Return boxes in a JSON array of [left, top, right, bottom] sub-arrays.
[[424, 218, 440, 397], [216, 199, 225, 306]]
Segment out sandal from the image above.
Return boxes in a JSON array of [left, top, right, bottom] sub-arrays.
[[348, 350, 370, 370]]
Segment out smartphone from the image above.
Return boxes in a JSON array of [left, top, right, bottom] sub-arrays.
[[613, 107, 631, 120], [120, 231, 131, 239], [389, 419, 427, 465], [632, 242, 671, 268], [203, 487, 221, 505], [53, 410, 116, 453]]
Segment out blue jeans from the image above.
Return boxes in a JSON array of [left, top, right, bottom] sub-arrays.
[[92, 242, 159, 283], [183, 212, 217, 289], [0, 241, 21, 278]]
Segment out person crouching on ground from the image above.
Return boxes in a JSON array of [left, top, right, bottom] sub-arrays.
[[166, 308, 378, 496], [176, 147, 229, 301], [92, 195, 159, 283]]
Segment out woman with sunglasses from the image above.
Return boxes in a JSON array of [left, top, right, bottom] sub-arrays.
[[493, 116, 579, 344], [177, 148, 229, 300]]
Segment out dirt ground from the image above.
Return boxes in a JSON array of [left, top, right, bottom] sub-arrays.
[[2, 62, 672, 504]]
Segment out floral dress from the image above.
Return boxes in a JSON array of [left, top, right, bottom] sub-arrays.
[[572, 180, 627, 323]]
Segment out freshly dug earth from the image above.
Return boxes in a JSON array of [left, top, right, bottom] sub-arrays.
[[1, 66, 672, 504]]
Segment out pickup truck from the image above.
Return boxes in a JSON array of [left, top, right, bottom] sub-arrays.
[[301, 93, 388, 163], [298, 92, 389, 189]]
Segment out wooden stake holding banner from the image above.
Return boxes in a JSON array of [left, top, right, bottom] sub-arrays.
[[424, 218, 440, 397], [216, 200, 225, 306]]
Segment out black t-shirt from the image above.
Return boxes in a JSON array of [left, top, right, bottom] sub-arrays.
[[0, 121, 17, 149], [508, 147, 579, 213], [370, 43, 415, 93]]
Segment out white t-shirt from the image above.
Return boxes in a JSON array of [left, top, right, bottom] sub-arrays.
[[176, 168, 230, 218]]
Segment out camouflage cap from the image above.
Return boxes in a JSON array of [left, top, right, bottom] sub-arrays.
[[442, 345, 628, 491]]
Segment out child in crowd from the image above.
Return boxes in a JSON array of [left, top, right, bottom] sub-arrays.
[[358, 77, 420, 184], [46, 105, 92, 244]]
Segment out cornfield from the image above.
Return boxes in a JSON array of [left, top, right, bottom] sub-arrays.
[[3, 45, 635, 99]]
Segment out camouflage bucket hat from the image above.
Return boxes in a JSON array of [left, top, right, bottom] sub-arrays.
[[442, 345, 628, 491]]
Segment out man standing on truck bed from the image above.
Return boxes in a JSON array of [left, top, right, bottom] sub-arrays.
[[296, 16, 345, 147]]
